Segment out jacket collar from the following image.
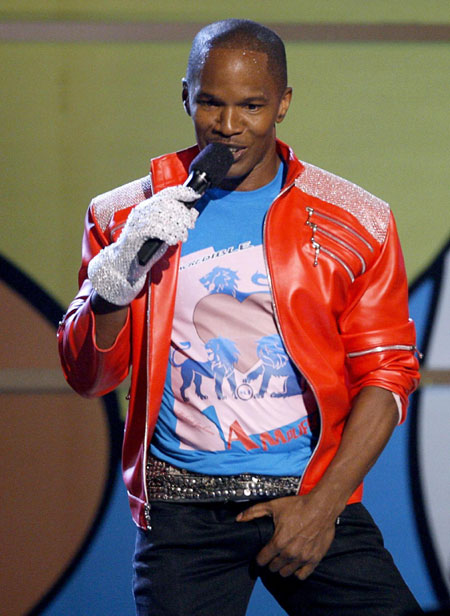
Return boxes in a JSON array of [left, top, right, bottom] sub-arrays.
[[150, 139, 304, 193], [276, 139, 305, 188]]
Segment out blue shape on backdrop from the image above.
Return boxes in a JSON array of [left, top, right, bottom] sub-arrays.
[[41, 466, 136, 616]]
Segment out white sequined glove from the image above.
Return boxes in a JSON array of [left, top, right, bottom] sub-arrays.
[[88, 185, 200, 306]]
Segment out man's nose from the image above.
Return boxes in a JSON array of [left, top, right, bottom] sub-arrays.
[[214, 106, 242, 136]]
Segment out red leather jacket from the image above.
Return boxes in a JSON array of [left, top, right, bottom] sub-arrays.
[[58, 141, 420, 529]]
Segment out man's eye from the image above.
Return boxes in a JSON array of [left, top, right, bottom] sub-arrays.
[[199, 100, 217, 107], [246, 104, 262, 111]]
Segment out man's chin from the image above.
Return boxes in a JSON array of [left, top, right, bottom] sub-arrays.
[[219, 170, 251, 191]]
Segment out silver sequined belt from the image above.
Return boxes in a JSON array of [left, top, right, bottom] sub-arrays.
[[146, 455, 300, 503]]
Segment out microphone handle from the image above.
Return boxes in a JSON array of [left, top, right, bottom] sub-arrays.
[[137, 235, 164, 267], [137, 171, 209, 266]]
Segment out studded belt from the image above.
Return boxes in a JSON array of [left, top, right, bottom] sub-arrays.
[[146, 455, 300, 503]]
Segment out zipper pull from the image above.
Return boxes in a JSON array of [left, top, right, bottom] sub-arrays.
[[414, 345, 424, 360], [312, 240, 321, 266], [307, 220, 321, 266], [306, 206, 314, 224]]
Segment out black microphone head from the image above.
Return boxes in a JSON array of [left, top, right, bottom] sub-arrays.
[[189, 143, 234, 187]]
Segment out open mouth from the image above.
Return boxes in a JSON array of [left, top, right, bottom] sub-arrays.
[[206, 142, 247, 165], [226, 145, 246, 161], [210, 143, 245, 155]]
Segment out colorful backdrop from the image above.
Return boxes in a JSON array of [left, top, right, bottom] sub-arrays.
[[1, 2, 449, 614]]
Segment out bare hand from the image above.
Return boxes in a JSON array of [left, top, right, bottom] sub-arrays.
[[236, 494, 338, 580]]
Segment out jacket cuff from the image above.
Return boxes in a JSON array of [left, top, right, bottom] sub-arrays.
[[89, 297, 131, 352], [391, 392, 402, 424]]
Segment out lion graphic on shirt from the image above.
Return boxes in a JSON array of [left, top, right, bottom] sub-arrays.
[[199, 266, 268, 301], [170, 337, 240, 401], [244, 334, 305, 398]]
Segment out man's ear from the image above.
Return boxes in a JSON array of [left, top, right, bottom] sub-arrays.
[[181, 79, 191, 116], [276, 87, 292, 124]]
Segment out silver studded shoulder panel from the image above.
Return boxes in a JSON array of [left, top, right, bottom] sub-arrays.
[[91, 175, 153, 232], [295, 162, 390, 244]]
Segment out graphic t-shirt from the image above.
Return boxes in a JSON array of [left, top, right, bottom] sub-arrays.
[[150, 164, 319, 476]]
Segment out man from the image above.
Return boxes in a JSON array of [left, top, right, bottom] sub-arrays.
[[58, 19, 422, 616]]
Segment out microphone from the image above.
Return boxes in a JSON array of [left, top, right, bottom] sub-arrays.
[[137, 143, 234, 266]]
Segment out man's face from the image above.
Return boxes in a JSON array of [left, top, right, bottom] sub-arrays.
[[183, 47, 292, 191]]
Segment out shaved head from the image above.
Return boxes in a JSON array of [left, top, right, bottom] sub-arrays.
[[186, 19, 288, 95]]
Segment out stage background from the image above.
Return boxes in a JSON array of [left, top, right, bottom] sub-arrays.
[[1, 2, 449, 614]]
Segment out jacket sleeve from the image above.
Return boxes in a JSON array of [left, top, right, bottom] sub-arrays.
[[57, 203, 131, 398], [339, 212, 420, 422]]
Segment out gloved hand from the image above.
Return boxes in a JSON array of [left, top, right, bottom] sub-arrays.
[[88, 185, 200, 306]]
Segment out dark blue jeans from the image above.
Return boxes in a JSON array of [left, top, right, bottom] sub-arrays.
[[133, 501, 422, 616]]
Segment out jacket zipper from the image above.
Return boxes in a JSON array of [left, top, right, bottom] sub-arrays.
[[347, 344, 422, 359], [307, 221, 367, 275], [143, 175, 155, 530], [263, 183, 324, 495], [306, 207, 374, 253], [310, 233, 356, 282]]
